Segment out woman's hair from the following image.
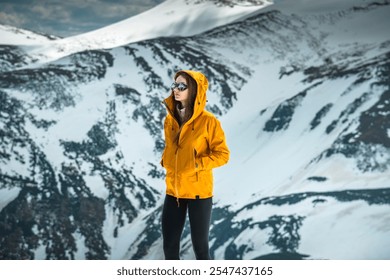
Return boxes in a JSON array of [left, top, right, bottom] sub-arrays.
[[173, 71, 198, 126], [172, 71, 198, 145]]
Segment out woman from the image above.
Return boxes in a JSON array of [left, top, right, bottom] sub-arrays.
[[161, 70, 230, 260]]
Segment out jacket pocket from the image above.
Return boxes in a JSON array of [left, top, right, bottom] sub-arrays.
[[161, 147, 174, 170], [187, 170, 199, 182], [193, 148, 198, 169]]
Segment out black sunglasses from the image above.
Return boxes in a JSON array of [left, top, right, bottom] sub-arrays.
[[171, 82, 188, 91]]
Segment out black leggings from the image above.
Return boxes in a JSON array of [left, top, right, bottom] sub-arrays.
[[161, 195, 212, 260]]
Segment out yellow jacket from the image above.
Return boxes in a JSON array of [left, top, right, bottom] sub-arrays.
[[161, 70, 230, 199]]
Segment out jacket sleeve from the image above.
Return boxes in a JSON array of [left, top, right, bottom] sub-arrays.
[[198, 117, 230, 170]]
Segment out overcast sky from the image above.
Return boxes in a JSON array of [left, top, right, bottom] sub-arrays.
[[0, 0, 164, 37]]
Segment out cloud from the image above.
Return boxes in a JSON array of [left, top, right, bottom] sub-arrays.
[[0, 11, 27, 27], [90, 0, 162, 19], [31, 4, 73, 22]]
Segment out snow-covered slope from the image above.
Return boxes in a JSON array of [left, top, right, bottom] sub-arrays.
[[0, 0, 389, 260], [15, 0, 272, 65], [0, 24, 59, 45]]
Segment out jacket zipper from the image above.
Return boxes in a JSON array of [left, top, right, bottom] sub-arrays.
[[164, 99, 199, 206], [163, 100, 180, 206]]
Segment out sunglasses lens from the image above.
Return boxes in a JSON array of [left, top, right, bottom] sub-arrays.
[[171, 82, 188, 91], [177, 83, 187, 91]]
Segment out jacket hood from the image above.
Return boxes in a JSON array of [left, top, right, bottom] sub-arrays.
[[164, 70, 209, 123]]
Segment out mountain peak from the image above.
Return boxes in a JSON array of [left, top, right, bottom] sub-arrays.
[[19, 0, 272, 65]]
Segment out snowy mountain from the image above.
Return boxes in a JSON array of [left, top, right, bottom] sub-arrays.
[[0, 24, 60, 46], [5, 0, 272, 66], [1, 0, 390, 260]]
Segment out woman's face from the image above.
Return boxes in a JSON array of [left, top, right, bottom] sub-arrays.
[[173, 75, 189, 106]]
